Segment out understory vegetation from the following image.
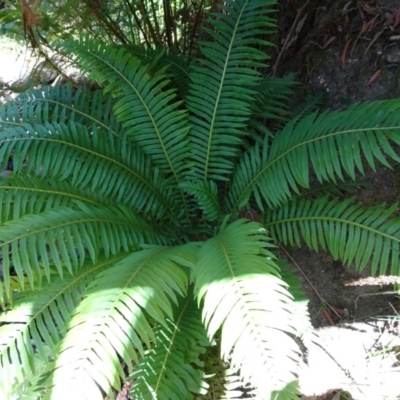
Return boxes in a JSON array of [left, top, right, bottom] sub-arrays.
[[1, 0, 400, 399]]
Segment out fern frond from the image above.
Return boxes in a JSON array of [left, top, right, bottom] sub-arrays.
[[0, 173, 112, 224], [131, 291, 210, 399], [0, 86, 122, 136], [0, 203, 169, 303], [0, 256, 124, 399], [192, 219, 302, 396], [122, 44, 191, 97], [265, 196, 400, 275], [228, 99, 400, 210], [62, 40, 191, 184], [180, 180, 221, 221], [251, 74, 298, 121], [186, 0, 276, 181], [0, 121, 178, 219], [44, 246, 189, 399]]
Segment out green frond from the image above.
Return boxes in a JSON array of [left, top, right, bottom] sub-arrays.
[[0, 203, 170, 303], [228, 99, 400, 210], [192, 219, 302, 396], [251, 74, 298, 121], [0, 86, 122, 136], [0, 173, 112, 224], [0, 121, 178, 219], [131, 291, 210, 399], [288, 90, 327, 122], [62, 40, 191, 185], [44, 246, 189, 399], [186, 0, 276, 181], [180, 180, 221, 221], [122, 44, 192, 97], [265, 196, 400, 275], [0, 256, 124, 399]]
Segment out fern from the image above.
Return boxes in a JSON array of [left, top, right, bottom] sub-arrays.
[[1, 0, 400, 398]]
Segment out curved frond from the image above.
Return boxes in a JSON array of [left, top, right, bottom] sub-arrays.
[[265, 196, 400, 275], [228, 99, 400, 210], [131, 291, 210, 399], [44, 246, 189, 399], [0, 256, 124, 399], [0, 203, 169, 303], [180, 180, 221, 221], [62, 40, 191, 183], [192, 219, 302, 396], [186, 0, 276, 180], [0, 121, 178, 219]]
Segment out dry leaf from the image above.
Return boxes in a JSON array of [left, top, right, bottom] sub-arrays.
[[365, 69, 381, 86], [341, 38, 352, 65]]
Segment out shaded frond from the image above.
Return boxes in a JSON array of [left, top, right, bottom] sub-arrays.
[[228, 99, 400, 210], [0, 121, 178, 219], [122, 44, 192, 97], [0, 203, 169, 303], [131, 291, 210, 399], [287, 90, 327, 122], [0, 256, 124, 399], [192, 219, 302, 396], [186, 0, 276, 180], [180, 180, 221, 221], [62, 40, 191, 186], [44, 246, 190, 399], [265, 196, 400, 275], [251, 74, 298, 121]]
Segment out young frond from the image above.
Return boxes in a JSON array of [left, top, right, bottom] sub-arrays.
[[192, 219, 303, 397], [186, 0, 276, 181], [228, 99, 400, 210], [44, 246, 189, 399], [265, 196, 400, 275], [180, 180, 221, 221], [131, 292, 210, 399]]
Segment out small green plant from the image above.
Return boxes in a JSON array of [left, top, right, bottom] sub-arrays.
[[1, 0, 400, 398]]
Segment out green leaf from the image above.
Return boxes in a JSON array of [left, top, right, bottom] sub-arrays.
[[44, 246, 189, 399], [186, 0, 276, 180], [266, 196, 400, 275], [192, 219, 302, 396], [228, 100, 400, 210], [131, 291, 210, 399]]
